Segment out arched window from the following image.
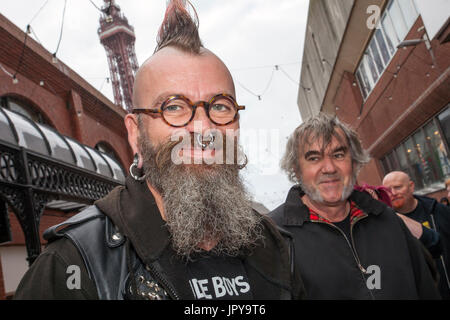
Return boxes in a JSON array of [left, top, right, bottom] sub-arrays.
[[0, 96, 49, 126], [95, 142, 118, 160], [95, 142, 126, 181]]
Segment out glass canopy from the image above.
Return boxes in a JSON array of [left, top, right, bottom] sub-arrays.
[[0, 107, 125, 183]]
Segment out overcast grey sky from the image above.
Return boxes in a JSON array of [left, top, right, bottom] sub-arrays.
[[1, 0, 309, 210]]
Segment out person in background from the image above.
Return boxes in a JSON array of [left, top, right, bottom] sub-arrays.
[[269, 113, 440, 299], [356, 183, 439, 286], [354, 184, 392, 207], [383, 171, 450, 299], [440, 197, 450, 207]]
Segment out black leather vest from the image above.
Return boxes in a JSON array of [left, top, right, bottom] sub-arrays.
[[43, 206, 173, 300]]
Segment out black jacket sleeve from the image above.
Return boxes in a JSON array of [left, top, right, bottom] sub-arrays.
[[420, 226, 442, 258], [398, 218, 441, 299], [433, 203, 450, 269], [13, 237, 98, 300]]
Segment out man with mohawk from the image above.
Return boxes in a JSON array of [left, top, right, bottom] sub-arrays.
[[15, 0, 305, 300]]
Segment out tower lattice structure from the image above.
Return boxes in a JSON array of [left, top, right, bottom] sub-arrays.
[[98, 0, 139, 112]]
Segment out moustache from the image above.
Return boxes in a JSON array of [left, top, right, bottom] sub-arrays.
[[153, 131, 243, 168], [317, 175, 342, 184]]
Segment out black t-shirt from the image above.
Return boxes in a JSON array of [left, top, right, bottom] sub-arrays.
[[407, 200, 429, 225], [184, 252, 253, 300], [333, 213, 352, 242]]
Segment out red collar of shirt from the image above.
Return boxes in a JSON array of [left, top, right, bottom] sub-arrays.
[[308, 201, 366, 225]]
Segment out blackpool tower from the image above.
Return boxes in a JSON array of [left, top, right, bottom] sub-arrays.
[[98, 0, 139, 112]]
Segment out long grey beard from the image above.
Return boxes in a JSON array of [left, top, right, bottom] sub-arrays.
[[138, 134, 263, 259]]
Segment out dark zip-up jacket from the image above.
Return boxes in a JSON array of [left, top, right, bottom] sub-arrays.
[[269, 185, 440, 300], [14, 176, 305, 300], [414, 195, 450, 299]]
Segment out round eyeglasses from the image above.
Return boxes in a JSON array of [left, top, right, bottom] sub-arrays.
[[131, 93, 245, 127]]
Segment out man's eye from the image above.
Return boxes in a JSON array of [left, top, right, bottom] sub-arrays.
[[211, 104, 231, 112], [334, 153, 345, 159], [307, 156, 320, 162], [165, 104, 184, 112]]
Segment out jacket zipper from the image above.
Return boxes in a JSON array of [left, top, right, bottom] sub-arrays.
[[145, 263, 180, 300], [311, 214, 375, 299], [312, 219, 366, 273], [349, 215, 368, 274], [349, 214, 376, 300]]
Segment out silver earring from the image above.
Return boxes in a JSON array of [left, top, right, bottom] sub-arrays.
[[237, 148, 248, 170], [129, 154, 145, 181]]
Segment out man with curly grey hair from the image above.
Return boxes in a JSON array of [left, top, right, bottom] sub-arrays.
[[270, 113, 440, 299]]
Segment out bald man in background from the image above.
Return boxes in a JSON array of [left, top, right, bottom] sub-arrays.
[[383, 171, 450, 299]]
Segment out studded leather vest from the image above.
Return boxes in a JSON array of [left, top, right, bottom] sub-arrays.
[[43, 205, 173, 300]]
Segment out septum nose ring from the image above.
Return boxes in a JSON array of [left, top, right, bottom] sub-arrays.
[[196, 132, 215, 150]]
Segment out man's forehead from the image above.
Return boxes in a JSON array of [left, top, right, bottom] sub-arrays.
[[133, 47, 235, 107], [300, 129, 349, 154]]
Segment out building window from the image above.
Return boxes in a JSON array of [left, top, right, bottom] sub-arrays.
[[355, 0, 419, 100], [381, 105, 450, 194], [95, 142, 118, 160], [94, 142, 126, 181], [0, 96, 49, 126]]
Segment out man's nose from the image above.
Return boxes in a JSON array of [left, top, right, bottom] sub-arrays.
[[185, 104, 214, 133], [321, 156, 337, 174]]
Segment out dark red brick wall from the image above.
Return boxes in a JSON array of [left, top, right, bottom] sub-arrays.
[[0, 13, 133, 169], [335, 16, 450, 187], [0, 13, 134, 299], [6, 208, 75, 246], [0, 64, 132, 169]]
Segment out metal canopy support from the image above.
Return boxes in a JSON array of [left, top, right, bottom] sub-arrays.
[[0, 141, 122, 265], [0, 200, 11, 244]]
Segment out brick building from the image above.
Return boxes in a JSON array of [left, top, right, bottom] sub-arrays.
[[297, 0, 450, 199], [0, 13, 133, 298]]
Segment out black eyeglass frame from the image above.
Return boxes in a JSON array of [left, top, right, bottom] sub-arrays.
[[131, 93, 245, 127]]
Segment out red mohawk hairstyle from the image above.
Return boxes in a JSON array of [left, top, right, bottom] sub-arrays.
[[155, 0, 203, 54]]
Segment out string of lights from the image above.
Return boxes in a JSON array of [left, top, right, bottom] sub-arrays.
[[98, 77, 110, 92], [231, 55, 343, 99], [53, 0, 67, 61], [89, 0, 113, 21], [3, 0, 69, 87], [259, 67, 276, 96], [29, 26, 43, 46], [4, 0, 310, 102], [231, 61, 301, 72], [88, 0, 103, 12], [13, 25, 30, 83], [278, 65, 299, 85], [80, 59, 303, 101], [11, 2, 427, 106], [233, 64, 302, 101], [28, 0, 50, 25], [0, 63, 14, 78]]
